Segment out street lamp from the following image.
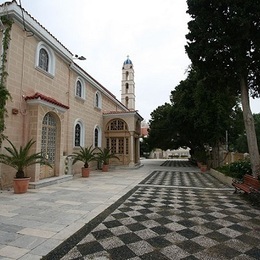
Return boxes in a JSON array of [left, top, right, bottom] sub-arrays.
[[74, 54, 86, 61]]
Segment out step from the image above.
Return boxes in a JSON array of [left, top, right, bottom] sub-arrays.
[[29, 175, 73, 189]]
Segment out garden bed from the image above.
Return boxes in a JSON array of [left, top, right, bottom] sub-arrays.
[[209, 168, 233, 187]]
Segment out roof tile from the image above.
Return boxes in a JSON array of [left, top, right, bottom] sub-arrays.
[[25, 92, 69, 109]]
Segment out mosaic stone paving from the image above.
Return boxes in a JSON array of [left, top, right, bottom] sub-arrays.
[[43, 169, 260, 260], [160, 160, 195, 168], [140, 170, 229, 189]]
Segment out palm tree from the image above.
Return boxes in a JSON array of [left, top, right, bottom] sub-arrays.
[[72, 146, 96, 168], [96, 147, 119, 172], [0, 138, 52, 178]]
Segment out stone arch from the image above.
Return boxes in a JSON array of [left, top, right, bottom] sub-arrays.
[[40, 111, 61, 179], [105, 118, 130, 165]]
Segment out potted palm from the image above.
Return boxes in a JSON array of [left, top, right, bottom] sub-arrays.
[[72, 146, 96, 177], [194, 149, 208, 173], [96, 147, 119, 172], [0, 138, 52, 194]]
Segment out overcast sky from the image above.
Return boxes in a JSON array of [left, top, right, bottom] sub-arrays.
[[3, 0, 260, 121]]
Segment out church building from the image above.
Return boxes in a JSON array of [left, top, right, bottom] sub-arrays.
[[0, 1, 143, 189]]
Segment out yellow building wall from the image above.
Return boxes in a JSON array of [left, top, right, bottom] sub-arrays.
[[0, 22, 127, 188]]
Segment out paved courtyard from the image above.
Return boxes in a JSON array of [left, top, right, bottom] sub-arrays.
[[0, 160, 259, 259]]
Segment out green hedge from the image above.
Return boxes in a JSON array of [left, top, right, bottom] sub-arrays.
[[216, 160, 252, 179]]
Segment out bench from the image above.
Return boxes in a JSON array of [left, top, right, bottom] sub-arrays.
[[232, 174, 260, 194]]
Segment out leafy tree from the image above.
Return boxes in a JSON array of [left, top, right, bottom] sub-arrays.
[[171, 68, 238, 155], [169, 68, 205, 151], [234, 133, 248, 153], [148, 67, 239, 166], [185, 0, 260, 177], [233, 113, 260, 153], [140, 137, 150, 158], [147, 103, 176, 151], [255, 113, 260, 149]]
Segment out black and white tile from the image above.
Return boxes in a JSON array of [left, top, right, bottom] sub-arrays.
[[43, 163, 260, 260]]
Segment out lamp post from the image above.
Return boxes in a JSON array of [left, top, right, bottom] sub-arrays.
[[74, 54, 86, 61]]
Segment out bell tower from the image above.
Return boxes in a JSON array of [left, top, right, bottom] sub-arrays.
[[121, 56, 135, 110]]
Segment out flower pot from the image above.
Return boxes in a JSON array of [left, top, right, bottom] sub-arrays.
[[197, 161, 202, 168], [81, 167, 90, 177], [200, 164, 207, 173], [13, 177, 31, 194], [102, 164, 109, 172]]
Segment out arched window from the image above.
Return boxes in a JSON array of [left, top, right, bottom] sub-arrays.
[[105, 119, 128, 155], [35, 42, 55, 76], [75, 123, 81, 147], [94, 126, 101, 147], [39, 48, 49, 71], [125, 96, 129, 108], [95, 93, 99, 107], [75, 78, 85, 99], [95, 91, 102, 108], [126, 71, 129, 80], [125, 83, 129, 93], [74, 120, 84, 147], [107, 119, 128, 131], [76, 80, 82, 97]]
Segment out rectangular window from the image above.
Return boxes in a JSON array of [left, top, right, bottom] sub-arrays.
[[106, 138, 109, 149], [118, 138, 124, 154], [126, 138, 129, 154], [107, 137, 127, 154], [111, 138, 116, 154]]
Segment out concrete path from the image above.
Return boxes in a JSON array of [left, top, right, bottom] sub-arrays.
[[0, 159, 259, 259]]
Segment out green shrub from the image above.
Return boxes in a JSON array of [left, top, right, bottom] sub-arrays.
[[216, 160, 252, 179]]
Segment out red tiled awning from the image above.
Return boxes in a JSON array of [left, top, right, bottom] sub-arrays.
[[25, 92, 69, 109]]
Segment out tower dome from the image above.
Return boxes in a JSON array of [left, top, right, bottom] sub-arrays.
[[123, 55, 132, 65]]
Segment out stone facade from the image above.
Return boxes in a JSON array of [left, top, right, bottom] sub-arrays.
[[0, 1, 143, 189]]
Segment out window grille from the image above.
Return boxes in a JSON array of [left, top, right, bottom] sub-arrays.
[[126, 138, 129, 154], [76, 80, 82, 97], [75, 123, 81, 147], [41, 113, 56, 164], [95, 93, 99, 107], [39, 48, 49, 71], [118, 138, 124, 154], [109, 119, 126, 130], [111, 138, 116, 154], [106, 138, 109, 149], [94, 128, 99, 147]]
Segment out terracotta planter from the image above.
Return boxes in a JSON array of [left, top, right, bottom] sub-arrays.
[[197, 162, 202, 168], [200, 164, 207, 173], [102, 164, 109, 172], [81, 167, 90, 177], [13, 177, 31, 194]]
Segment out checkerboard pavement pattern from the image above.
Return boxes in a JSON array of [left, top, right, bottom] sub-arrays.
[[141, 170, 229, 189], [43, 165, 260, 260], [160, 160, 195, 168]]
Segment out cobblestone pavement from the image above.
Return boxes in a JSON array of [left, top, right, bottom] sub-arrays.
[[43, 161, 260, 260]]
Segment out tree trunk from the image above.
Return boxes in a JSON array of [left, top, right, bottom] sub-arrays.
[[240, 77, 260, 178]]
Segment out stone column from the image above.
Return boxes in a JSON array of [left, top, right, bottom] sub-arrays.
[[129, 132, 135, 167]]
